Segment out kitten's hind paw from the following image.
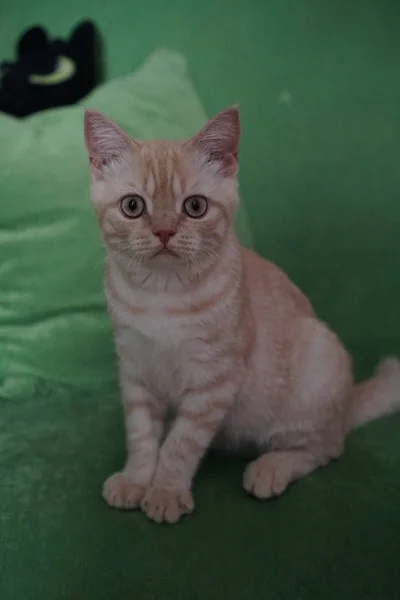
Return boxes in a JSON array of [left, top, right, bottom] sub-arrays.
[[243, 456, 289, 499], [103, 472, 145, 509], [243, 450, 318, 499], [141, 487, 194, 524]]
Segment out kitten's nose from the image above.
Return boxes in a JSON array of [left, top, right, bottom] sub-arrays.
[[154, 229, 176, 247]]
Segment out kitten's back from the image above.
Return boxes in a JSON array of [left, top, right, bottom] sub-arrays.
[[242, 248, 314, 321]]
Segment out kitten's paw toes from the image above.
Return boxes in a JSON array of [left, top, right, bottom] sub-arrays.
[[141, 487, 194, 524], [103, 472, 145, 509], [243, 456, 289, 499]]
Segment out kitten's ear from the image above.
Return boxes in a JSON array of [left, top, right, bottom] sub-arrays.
[[84, 108, 134, 176], [190, 106, 240, 176]]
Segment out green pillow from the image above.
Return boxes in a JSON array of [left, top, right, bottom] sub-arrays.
[[0, 49, 253, 398]]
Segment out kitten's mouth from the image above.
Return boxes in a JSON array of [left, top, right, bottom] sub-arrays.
[[154, 247, 179, 258]]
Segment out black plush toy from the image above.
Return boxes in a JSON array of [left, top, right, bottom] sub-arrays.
[[0, 20, 101, 117]]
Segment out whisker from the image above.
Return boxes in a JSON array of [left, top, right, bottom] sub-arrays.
[[200, 242, 219, 261], [174, 271, 183, 284], [187, 251, 201, 280], [140, 271, 152, 287], [132, 251, 144, 277], [94, 244, 133, 269], [165, 271, 171, 291]]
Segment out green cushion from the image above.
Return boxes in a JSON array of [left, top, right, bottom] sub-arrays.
[[0, 49, 253, 398]]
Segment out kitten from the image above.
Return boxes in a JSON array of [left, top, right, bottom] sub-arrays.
[[84, 106, 400, 524]]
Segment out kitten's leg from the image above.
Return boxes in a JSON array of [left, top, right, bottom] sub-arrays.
[[243, 403, 346, 500], [103, 379, 165, 510], [141, 385, 235, 524], [244, 318, 350, 500]]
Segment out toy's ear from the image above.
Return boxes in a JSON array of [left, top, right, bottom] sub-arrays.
[[69, 20, 97, 50], [68, 20, 101, 81], [18, 26, 48, 58]]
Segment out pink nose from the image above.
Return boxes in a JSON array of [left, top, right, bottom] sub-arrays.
[[154, 229, 176, 247]]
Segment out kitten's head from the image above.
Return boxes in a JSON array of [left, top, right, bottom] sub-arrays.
[[84, 106, 240, 276]]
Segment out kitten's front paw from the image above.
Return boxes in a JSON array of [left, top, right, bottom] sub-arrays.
[[103, 472, 145, 509], [141, 487, 194, 524]]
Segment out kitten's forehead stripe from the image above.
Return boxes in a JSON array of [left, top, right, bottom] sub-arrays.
[[145, 174, 156, 198], [139, 142, 187, 205]]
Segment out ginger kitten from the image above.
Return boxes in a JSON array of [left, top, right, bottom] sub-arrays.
[[84, 106, 400, 524]]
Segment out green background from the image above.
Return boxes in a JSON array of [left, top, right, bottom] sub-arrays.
[[1, 1, 400, 599]]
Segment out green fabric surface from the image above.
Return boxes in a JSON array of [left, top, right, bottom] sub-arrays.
[[1, 1, 400, 599]]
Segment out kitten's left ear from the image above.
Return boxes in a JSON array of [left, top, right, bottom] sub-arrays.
[[190, 106, 240, 177], [84, 108, 135, 176]]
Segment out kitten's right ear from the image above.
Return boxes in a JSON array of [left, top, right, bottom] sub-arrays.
[[84, 109, 134, 177]]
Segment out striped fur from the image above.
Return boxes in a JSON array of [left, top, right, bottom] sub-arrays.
[[85, 107, 400, 523]]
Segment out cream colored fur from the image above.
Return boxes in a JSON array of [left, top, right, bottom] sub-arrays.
[[84, 107, 400, 524]]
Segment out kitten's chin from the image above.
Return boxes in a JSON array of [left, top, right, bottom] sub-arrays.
[[147, 249, 183, 269]]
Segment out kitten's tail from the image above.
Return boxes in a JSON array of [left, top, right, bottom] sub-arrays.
[[348, 357, 400, 431]]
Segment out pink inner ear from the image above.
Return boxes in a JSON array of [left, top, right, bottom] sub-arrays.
[[192, 107, 240, 176], [88, 155, 111, 171]]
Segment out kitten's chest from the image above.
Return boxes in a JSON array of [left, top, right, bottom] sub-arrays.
[[107, 272, 200, 346], [107, 269, 220, 402], [115, 305, 193, 347], [115, 313, 198, 403]]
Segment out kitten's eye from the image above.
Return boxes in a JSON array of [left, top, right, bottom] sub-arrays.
[[120, 195, 146, 219], [183, 195, 208, 219]]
